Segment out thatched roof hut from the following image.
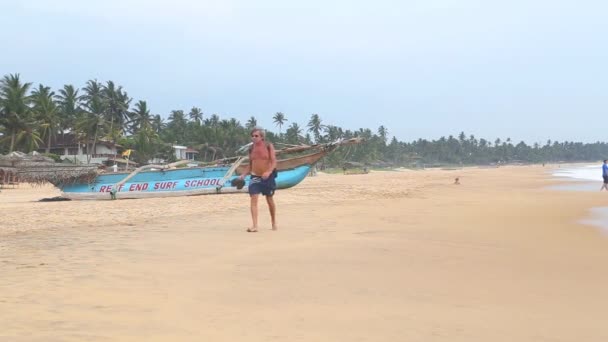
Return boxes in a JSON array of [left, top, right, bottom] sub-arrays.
[[0, 165, 17, 173], [0, 152, 99, 185], [0, 151, 54, 167], [0, 165, 18, 187]]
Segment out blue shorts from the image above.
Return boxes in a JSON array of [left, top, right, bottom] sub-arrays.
[[249, 172, 277, 196]]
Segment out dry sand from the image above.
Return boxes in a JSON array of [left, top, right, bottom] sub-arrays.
[[1, 166, 608, 341]]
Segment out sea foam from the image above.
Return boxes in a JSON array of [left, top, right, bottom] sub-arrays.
[[552, 164, 600, 181]]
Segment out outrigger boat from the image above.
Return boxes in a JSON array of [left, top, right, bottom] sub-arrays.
[[9, 138, 362, 200]]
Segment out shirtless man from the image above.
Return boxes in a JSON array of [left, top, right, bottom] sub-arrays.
[[239, 128, 278, 232]]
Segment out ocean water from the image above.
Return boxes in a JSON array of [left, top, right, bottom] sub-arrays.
[[550, 164, 608, 233], [549, 164, 601, 191], [580, 207, 608, 234], [552, 164, 602, 182]]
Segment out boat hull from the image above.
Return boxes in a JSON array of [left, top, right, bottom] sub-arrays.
[[60, 155, 319, 200]]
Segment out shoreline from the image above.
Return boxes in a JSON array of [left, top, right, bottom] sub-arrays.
[[545, 163, 608, 232], [2, 166, 608, 341]]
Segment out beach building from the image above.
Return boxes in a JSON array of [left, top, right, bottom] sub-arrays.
[[172, 145, 199, 161], [36, 133, 124, 165], [148, 145, 200, 165]]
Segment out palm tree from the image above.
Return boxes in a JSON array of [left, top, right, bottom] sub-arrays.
[[222, 118, 247, 150], [132, 125, 160, 164], [102, 80, 131, 143], [168, 110, 186, 124], [129, 100, 152, 133], [286, 122, 302, 144], [82, 79, 103, 102], [15, 126, 43, 153], [0, 73, 32, 152], [151, 114, 165, 134], [324, 125, 344, 142], [458, 131, 467, 143], [229, 118, 241, 129], [31, 84, 60, 153], [168, 110, 187, 143], [189, 107, 203, 125], [203, 113, 221, 141], [246, 116, 257, 130], [205, 113, 220, 127], [56, 84, 82, 139], [75, 110, 104, 163], [307, 113, 324, 143], [377, 125, 388, 144], [81, 82, 107, 162], [273, 112, 287, 135]]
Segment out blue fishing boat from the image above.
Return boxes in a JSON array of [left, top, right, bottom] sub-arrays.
[[13, 138, 361, 200]]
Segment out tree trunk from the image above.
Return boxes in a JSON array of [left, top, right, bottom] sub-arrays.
[[9, 131, 16, 152], [46, 133, 51, 154], [92, 130, 98, 160], [86, 137, 92, 164], [110, 116, 116, 160]]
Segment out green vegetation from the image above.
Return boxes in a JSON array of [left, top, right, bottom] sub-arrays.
[[2, 73, 607, 167], [41, 153, 62, 163]]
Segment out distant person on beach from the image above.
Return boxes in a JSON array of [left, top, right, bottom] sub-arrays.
[[601, 160, 608, 191], [239, 128, 278, 232]]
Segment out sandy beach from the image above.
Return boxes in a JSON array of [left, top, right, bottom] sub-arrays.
[[1, 166, 608, 341]]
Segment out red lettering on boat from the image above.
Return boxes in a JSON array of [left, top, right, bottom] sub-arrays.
[[128, 183, 148, 191], [135, 183, 148, 191], [152, 181, 179, 190]]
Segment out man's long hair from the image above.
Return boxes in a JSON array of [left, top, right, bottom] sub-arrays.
[[250, 127, 266, 141]]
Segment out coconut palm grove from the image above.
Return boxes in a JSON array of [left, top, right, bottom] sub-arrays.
[[2, 73, 607, 167]]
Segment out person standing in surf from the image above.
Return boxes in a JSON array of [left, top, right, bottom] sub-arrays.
[[601, 160, 608, 191]]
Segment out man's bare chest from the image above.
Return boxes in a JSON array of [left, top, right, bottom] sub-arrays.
[[250, 145, 270, 160]]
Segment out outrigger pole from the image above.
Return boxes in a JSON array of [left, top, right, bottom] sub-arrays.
[[109, 160, 192, 200]]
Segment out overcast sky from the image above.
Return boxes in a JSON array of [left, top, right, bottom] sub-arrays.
[[1, 0, 606, 144]]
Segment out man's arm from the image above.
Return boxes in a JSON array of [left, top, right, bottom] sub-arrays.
[[262, 143, 277, 179], [239, 152, 252, 179], [268, 143, 277, 171]]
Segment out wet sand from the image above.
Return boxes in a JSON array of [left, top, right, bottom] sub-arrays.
[[1, 166, 608, 341]]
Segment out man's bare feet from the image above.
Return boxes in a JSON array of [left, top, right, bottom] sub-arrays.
[[247, 227, 258, 232], [271, 225, 278, 231]]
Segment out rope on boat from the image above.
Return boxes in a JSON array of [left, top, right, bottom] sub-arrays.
[[215, 156, 246, 193], [109, 160, 192, 200]]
